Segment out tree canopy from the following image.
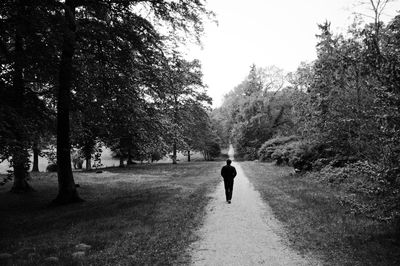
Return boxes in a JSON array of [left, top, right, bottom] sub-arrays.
[[214, 4, 400, 177], [0, 0, 218, 204]]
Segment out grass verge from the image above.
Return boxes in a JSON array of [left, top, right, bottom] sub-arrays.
[[241, 161, 400, 266], [0, 162, 221, 265]]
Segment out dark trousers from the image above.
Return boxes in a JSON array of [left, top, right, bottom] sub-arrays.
[[223, 179, 234, 201]]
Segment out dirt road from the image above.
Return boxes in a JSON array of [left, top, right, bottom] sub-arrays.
[[189, 146, 320, 265]]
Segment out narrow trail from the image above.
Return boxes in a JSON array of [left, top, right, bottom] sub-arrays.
[[189, 145, 320, 266]]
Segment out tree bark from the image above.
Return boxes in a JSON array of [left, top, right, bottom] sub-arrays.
[[187, 150, 191, 162], [86, 157, 91, 170], [11, 3, 33, 193], [118, 138, 125, 167], [32, 142, 40, 172], [11, 161, 33, 193], [127, 149, 133, 165], [119, 156, 125, 168], [172, 94, 178, 164], [172, 142, 177, 164], [52, 1, 82, 205]]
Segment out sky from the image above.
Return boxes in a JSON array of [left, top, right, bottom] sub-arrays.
[[183, 0, 400, 107]]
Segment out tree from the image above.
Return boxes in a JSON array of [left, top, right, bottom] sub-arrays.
[[368, 14, 400, 169], [182, 102, 221, 161], [47, 0, 212, 203], [0, 1, 55, 192], [217, 64, 293, 159], [287, 62, 315, 138], [285, 6, 400, 171], [161, 55, 211, 164]]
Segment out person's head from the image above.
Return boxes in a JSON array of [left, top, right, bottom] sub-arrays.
[[226, 159, 232, 165]]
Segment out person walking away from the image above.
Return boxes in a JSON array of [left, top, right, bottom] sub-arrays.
[[221, 159, 237, 203]]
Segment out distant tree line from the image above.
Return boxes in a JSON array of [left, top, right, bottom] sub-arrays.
[[0, 0, 221, 204]]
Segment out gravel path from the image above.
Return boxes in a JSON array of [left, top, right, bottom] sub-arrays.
[[189, 146, 321, 266]]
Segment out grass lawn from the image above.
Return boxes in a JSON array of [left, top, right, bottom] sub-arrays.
[[241, 161, 400, 266], [0, 161, 222, 265]]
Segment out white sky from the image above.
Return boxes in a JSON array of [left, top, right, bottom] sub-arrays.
[[183, 0, 400, 107]]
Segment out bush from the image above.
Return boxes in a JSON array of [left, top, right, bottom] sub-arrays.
[[310, 161, 390, 196], [202, 140, 221, 161], [258, 135, 299, 161], [151, 151, 163, 162], [258, 136, 317, 171], [243, 147, 258, 161], [46, 163, 58, 172]]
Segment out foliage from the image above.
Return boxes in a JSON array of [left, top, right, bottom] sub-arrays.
[[43, 145, 57, 165], [288, 16, 400, 170], [218, 8, 400, 183], [202, 139, 221, 161], [1, 0, 215, 200], [257, 136, 315, 171], [258, 135, 299, 161], [0, 1, 55, 191], [159, 54, 212, 163], [215, 64, 294, 159]]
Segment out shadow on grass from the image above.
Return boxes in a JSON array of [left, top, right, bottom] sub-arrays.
[[0, 162, 221, 265]]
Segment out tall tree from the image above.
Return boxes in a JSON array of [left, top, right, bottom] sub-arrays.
[[50, 0, 212, 203], [162, 55, 211, 164], [0, 1, 54, 192]]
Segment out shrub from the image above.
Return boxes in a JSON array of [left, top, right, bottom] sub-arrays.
[[258, 135, 298, 161], [151, 151, 163, 162], [243, 147, 258, 161], [258, 136, 318, 171], [310, 161, 389, 195], [261, 135, 299, 148], [46, 163, 58, 172], [202, 140, 221, 161]]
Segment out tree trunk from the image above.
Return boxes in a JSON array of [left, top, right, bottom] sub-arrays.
[[86, 157, 91, 171], [172, 142, 177, 164], [32, 142, 40, 172], [52, 1, 82, 205], [119, 157, 125, 168], [118, 138, 125, 167], [11, 162, 33, 193], [187, 150, 191, 162], [127, 150, 133, 165], [11, 5, 33, 193], [172, 94, 178, 165]]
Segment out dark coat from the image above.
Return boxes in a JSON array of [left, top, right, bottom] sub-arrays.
[[221, 165, 237, 180]]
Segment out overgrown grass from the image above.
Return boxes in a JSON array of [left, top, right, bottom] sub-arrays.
[[0, 162, 221, 265], [241, 161, 400, 266]]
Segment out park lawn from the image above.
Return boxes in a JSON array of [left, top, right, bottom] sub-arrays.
[[0, 161, 221, 265], [241, 161, 400, 266]]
